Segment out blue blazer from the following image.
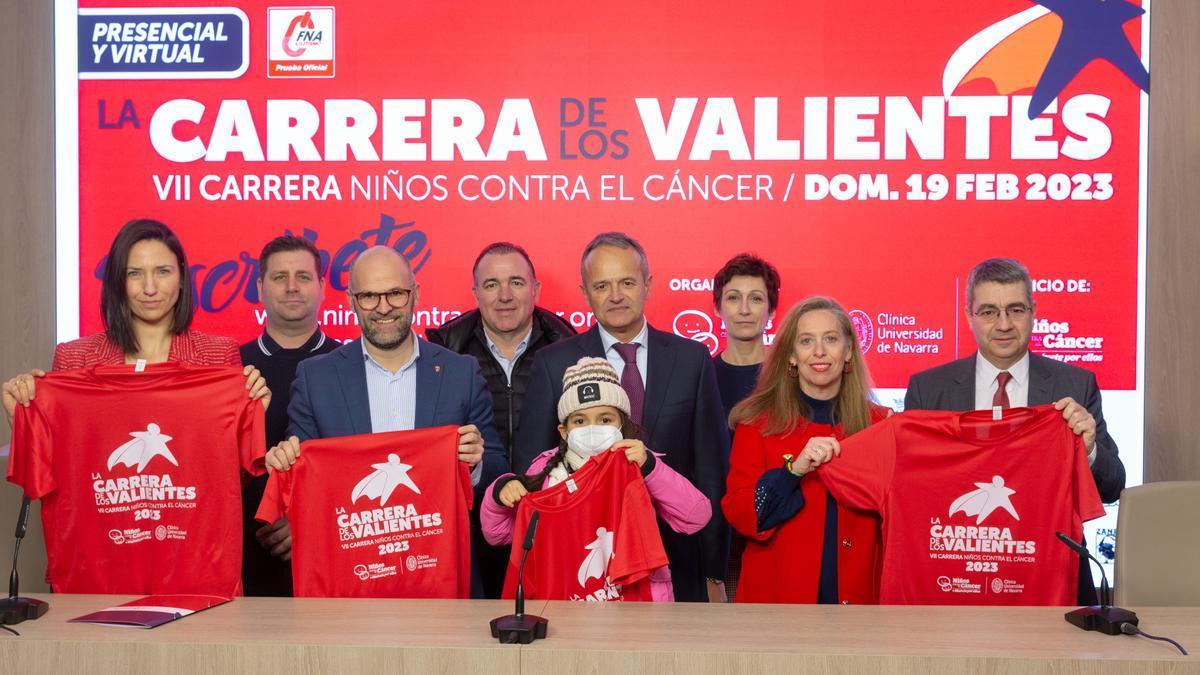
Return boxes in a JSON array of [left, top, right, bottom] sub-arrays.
[[287, 338, 507, 492], [513, 324, 729, 602]]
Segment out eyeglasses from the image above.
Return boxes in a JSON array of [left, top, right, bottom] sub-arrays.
[[972, 304, 1031, 323], [352, 288, 413, 310]]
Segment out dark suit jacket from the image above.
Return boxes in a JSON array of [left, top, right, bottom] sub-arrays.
[[904, 352, 1126, 605], [287, 338, 507, 493], [513, 324, 729, 602], [425, 306, 576, 459]]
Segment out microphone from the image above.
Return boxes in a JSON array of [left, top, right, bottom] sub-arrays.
[[514, 510, 539, 618], [490, 510, 548, 644], [1, 495, 50, 625], [1055, 531, 1136, 636], [1055, 532, 1111, 608]]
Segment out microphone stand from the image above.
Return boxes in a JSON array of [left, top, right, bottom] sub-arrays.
[[1055, 532, 1136, 635], [1, 496, 50, 625], [491, 510, 548, 643]]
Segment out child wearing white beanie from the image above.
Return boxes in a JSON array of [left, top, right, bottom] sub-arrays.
[[479, 356, 712, 601]]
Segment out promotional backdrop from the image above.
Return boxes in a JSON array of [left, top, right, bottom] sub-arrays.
[[55, 0, 1149, 579]]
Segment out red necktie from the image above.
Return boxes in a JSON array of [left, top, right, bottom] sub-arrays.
[[993, 371, 1012, 409], [613, 343, 645, 425]]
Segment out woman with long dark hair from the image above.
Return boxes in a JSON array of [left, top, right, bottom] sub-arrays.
[[722, 296, 890, 604], [3, 219, 268, 421]]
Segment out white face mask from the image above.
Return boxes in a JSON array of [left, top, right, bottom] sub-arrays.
[[566, 424, 623, 458]]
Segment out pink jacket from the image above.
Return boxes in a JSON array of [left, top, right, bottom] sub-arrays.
[[481, 449, 712, 602]]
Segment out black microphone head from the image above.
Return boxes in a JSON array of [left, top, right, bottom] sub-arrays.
[[1057, 531, 1110, 607], [523, 511, 540, 552], [1055, 531, 1086, 555], [14, 495, 33, 540]]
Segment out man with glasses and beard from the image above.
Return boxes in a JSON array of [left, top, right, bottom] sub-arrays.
[[904, 257, 1125, 604], [267, 246, 506, 595]]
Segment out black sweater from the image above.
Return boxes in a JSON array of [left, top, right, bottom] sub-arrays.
[[425, 307, 575, 463]]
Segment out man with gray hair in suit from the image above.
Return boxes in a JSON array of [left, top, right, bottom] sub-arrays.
[[514, 232, 729, 603]]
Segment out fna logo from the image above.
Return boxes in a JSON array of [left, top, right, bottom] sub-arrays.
[[267, 6, 335, 78]]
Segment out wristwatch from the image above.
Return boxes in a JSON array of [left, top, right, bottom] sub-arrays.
[[783, 453, 802, 476]]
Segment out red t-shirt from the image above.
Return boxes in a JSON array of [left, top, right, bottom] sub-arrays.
[[503, 450, 668, 602], [819, 405, 1105, 605], [6, 364, 265, 595], [256, 426, 473, 598]]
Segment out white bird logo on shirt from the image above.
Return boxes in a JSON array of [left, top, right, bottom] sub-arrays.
[[949, 475, 1020, 524], [352, 454, 421, 506], [107, 423, 179, 473], [577, 527, 615, 587]]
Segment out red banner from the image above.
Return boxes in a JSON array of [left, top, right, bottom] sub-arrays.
[[67, 0, 1147, 390]]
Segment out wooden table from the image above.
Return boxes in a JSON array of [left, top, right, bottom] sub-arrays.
[[527, 601, 1199, 674], [1, 595, 1196, 674]]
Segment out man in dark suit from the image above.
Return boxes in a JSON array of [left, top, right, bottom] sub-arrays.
[[513, 232, 728, 603], [905, 257, 1125, 604], [425, 241, 575, 599], [265, 246, 506, 594]]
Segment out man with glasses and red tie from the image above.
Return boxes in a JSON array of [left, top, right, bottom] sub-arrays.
[[266, 246, 507, 596], [904, 257, 1125, 604]]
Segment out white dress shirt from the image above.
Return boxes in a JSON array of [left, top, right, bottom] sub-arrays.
[[973, 351, 1095, 465], [362, 335, 482, 485], [974, 351, 1030, 410], [363, 335, 420, 434]]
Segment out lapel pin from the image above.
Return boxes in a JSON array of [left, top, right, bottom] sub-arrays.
[[434, 365, 441, 374]]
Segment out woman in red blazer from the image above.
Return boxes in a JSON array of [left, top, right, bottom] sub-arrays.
[[722, 296, 891, 604], [3, 219, 268, 423]]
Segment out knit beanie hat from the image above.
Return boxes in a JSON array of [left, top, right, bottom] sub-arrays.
[[557, 357, 632, 422]]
